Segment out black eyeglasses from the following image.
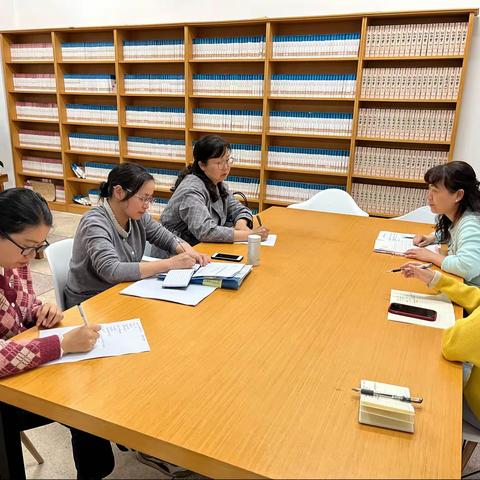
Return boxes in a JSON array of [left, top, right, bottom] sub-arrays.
[[1, 231, 49, 256]]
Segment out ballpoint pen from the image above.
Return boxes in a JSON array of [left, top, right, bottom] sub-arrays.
[[389, 262, 433, 273], [352, 387, 423, 404], [257, 214, 262, 227], [78, 303, 89, 326]]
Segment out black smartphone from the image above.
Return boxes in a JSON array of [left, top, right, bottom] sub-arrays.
[[211, 252, 244, 262], [388, 302, 437, 322]]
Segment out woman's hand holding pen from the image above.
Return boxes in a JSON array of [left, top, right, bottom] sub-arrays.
[[176, 242, 210, 266], [61, 325, 101, 354], [252, 226, 269, 241], [169, 252, 197, 269], [413, 233, 434, 247], [400, 262, 435, 284]]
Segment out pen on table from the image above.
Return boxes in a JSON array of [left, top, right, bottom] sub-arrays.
[[257, 214, 262, 227], [352, 387, 423, 404], [388, 262, 433, 273], [77, 303, 88, 326]]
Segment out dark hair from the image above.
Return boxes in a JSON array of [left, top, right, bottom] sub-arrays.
[[425, 161, 480, 242], [173, 135, 230, 202], [99, 163, 153, 200], [0, 187, 52, 236]]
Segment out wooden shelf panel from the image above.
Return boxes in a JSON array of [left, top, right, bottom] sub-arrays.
[[364, 55, 464, 61], [190, 94, 263, 100], [266, 167, 348, 176], [356, 137, 451, 145], [268, 131, 351, 140], [58, 60, 116, 64], [190, 128, 262, 136], [65, 149, 120, 158], [123, 124, 185, 131], [7, 60, 54, 64], [19, 170, 64, 180], [268, 96, 354, 102], [63, 121, 118, 128], [270, 57, 358, 62], [360, 98, 457, 103], [121, 93, 185, 98], [263, 199, 294, 206], [352, 174, 424, 184], [123, 154, 186, 164], [61, 91, 117, 96], [14, 117, 59, 124], [9, 89, 56, 94], [67, 177, 102, 184], [15, 145, 61, 152], [120, 59, 184, 64], [189, 58, 265, 63]]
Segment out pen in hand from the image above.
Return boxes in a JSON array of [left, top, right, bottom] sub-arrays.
[[77, 303, 89, 326], [257, 215, 262, 227], [174, 235, 187, 254], [389, 262, 433, 273], [352, 387, 423, 404]]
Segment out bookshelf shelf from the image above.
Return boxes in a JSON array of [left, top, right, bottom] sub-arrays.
[[1, 8, 476, 217], [67, 177, 103, 184]]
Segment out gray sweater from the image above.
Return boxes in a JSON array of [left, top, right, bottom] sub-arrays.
[[64, 204, 177, 308]]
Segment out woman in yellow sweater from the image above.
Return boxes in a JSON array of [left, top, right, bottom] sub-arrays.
[[401, 262, 480, 429]]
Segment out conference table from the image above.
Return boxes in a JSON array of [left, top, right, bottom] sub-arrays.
[[0, 207, 462, 479]]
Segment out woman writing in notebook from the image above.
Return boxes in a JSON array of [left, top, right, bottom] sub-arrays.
[[0, 188, 114, 479], [65, 162, 209, 308], [405, 161, 480, 286], [401, 262, 480, 430], [151, 134, 268, 256]]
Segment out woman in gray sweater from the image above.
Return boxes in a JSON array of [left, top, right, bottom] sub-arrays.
[[152, 135, 268, 257], [65, 163, 209, 308]]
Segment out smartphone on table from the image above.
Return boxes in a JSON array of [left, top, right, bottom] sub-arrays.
[[388, 302, 437, 321], [211, 252, 244, 262]]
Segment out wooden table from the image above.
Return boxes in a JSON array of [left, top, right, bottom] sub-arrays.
[[0, 207, 462, 478]]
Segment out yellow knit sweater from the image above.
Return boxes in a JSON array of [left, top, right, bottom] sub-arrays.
[[436, 275, 480, 420]]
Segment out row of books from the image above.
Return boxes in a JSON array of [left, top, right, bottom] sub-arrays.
[[361, 67, 462, 100], [123, 39, 184, 60], [365, 22, 468, 57], [193, 74, 263, 96], [64, 74, 116, 93], [19, 129, 61, 148], [272, 33, 360, 58], [230, 144, 262, 167], [192, 36, 265, 58], [124, 74, 184, 94], [10, 43, 53, 61], [84, 161, 114, 180], [267, 146, 350, 173], [192, 109, 263, 133], [149, 197, 169, 216], [145, 167, 181, 189], [21, 156, 63, 176], [61, 42, 115, 60], [224, 176, 260, 198], [266, 180, 345, 203], [353, 146, 448, 180], [270, 74, 356, 98], [24, 178, 65, 202], [69, 133, 119, 154], [127, 137, 185, 158], [16, 102, 58, 120], [269, 111, 353, 137], [357, 108, 454, 141], [13, 73, 56, 91], [351, 183, 427, 215], [66, 104, 118, 124], [125, 106, 185, 127]]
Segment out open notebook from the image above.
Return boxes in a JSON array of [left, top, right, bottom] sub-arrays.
[[374, 231, 439, 256]]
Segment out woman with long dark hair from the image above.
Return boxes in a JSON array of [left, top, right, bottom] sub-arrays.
[[65, 162, 208, 308], [405, 161, 480, 286], [152, 135, 268, 255]]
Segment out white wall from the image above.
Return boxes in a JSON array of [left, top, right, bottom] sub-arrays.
[[0, 0, 479, 187]]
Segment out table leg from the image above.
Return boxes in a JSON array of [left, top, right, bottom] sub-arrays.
[[0, 402, 26, 480]]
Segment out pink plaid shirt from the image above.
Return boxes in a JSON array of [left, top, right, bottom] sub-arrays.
[[0, 265, 60, 378]]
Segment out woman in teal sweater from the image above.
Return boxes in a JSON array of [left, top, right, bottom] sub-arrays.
[[405, 161, 480, 286]]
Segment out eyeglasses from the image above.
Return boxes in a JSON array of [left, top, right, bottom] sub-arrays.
[[212, 157, 235, 169], [1, 231, 49, 257], [125, 189, 154, 205]]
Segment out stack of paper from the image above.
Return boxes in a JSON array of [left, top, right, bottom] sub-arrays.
[[358, 379, 415, 433], [374, 231, 438, 256]]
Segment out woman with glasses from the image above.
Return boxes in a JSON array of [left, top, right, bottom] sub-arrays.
[[64, 162, 209, 309], [152, 135, 268, 256], [0, 188, 113, 479]]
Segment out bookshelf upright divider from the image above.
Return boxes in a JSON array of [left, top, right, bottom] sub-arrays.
[[1, 8, 477, 218]]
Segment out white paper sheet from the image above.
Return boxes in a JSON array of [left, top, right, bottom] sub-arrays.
[[38, 319, 150, 365], [388, 289, 456, 329], [236, 234, 277, 247], [193, 262, 245, 278], [374, 231, 438, 256], [120, 277, 215, 306]]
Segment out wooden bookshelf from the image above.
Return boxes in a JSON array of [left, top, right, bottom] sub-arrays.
[[1, 8, 477, 217]]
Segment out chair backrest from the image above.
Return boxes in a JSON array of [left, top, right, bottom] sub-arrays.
[[392, 206, 436, 224], [287, 189, 369, 217], [44, 238, 74, 311], [463, 420, 480, 443]]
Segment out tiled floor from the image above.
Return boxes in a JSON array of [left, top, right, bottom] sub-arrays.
[[25, 211, 165, 479], [25, 211, 480, 479]]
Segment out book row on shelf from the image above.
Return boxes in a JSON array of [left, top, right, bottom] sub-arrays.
[[361, 67, 462, 100], [267, 146, 350, 173], [353, 146, 448, 179], [66, 104, 118, 124], [124, 74, 184, 94], [125, 106, 185, 127], [265, 180, 345, 203], [357, 108, 454, 141], [269, 111, 353, 136], [22, 156, 63, 175], [229, 144, 261, 166], [19, 129, 60, 148], [61, 42, 115, 60], [16, 102, 58, 120], [365, 21, 468, 57], [13, 73, 55, 91], [123, 39, 184, 60], [192, 36, 265, 58], [69, 133, 120, 154], [271, 33, 360, 58], [192, 109, 263, 133], [64, 74, 116, 93], [193, 74, 263, 96], [10, 43, 53, 60], [224, 177, 260, 199], [24, 178, 65, 202], [127, 137, 185, 158], [351, 183, 426, 216], [270, 74, 357, 98]]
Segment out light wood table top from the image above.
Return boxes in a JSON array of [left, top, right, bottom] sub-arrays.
[[0, 207, 462, 478]]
